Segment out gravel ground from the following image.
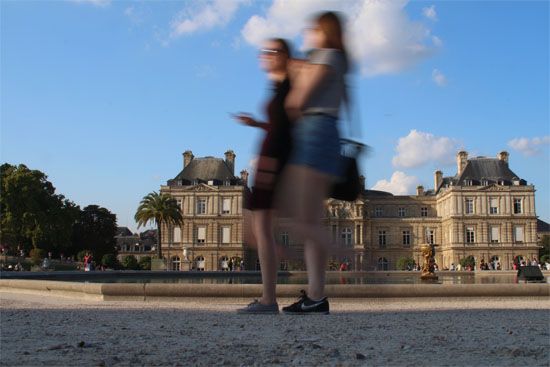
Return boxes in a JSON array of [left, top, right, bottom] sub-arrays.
[[1, 292, 549, 367]]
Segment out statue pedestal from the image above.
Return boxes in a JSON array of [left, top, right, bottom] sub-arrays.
[[420, 272, 439, 282], [180, 259, 191, 271]]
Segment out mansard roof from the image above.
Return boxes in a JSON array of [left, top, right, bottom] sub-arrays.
[[456, 157, 523, 185], [363, 189, 394, 197], [437, 157, 526, 192], [167, 157, 240, 186], [537, 219, 550, 233], [115, 227, 134, 237]]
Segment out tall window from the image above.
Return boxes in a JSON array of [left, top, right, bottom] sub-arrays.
[[398, 207, 406, 217], [221, 227, 230, 244], [197, 198, 206, 214], [331, 225, 337, 242], [421, 207, 428, 217], [173, 227, 181, 243], [281, 232, 289, 246], [465, 198, 474, 214], [176, 199, 182, 210], [489, 198, 499, 214], [426, 229, 435, 244], [513, 199, 522, 214], [375, 207, 383, 217], [514, 226, 524, 243], [490, 226, 500, 243], [402, 231, 411, 247], [341, 227, 352, 246], [378, 230, 387, 248], [222, 198, 231, 214], [197, 227, 206, 244], [466, 227, 475, 244]]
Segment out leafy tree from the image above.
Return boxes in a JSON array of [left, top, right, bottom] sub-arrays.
[[77, 250, 89, 262], [139, 256, 151, 270], [30, 248, 46, 266], [459, 255, 476, 269], [122, 255, 139, 270], [0, 163, 79, 255], [134, 192, 183, 259], [396, 257, 415, 270], [539, 235, 550, 260], [71, 205, 117, 262], [101, 253, 119, 269]]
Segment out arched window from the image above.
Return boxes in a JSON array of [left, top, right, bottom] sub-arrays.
[[377, 257, 389, 271], [195, 256, 205, 271], [171, 256, 181, 271], [220, 256, 229, 271]]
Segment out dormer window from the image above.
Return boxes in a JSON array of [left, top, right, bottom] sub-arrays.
[[464, 179, 473, 186], [481, 179, 489, 186], [192, 179, 199, 186], [224, 180, 231, 186]]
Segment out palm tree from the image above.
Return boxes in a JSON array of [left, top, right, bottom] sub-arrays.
[[134, 192, 183, 260]]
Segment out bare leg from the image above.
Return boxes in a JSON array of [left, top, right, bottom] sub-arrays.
[[284, 165, 333, 300], [253, 209, 278, 305]]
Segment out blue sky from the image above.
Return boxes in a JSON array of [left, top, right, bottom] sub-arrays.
[[1, 0, 549, 231]]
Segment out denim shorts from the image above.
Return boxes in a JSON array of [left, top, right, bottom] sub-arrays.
[[288, 113, 342, 177]]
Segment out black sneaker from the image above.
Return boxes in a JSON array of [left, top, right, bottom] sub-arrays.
[[282, 290, 330, 315]]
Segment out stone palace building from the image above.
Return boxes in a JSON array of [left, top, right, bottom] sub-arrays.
[[159, 149, 540, 271]]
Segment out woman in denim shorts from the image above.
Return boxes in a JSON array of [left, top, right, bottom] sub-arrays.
[[281, 11, 349, 315]]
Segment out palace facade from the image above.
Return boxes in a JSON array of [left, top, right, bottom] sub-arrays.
[[159, 149, 540, 271]]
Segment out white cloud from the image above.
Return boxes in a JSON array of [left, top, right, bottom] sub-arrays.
[[371, 171, 419, 195], [432, 68, 447, 86], [422, 5, 437, 21], [431, 35, 443, 47], [124, 6, 145, 24], [392, 130, 458, 168], [68, 0, 110, 7], [170, 0, 249, 38], [241, 0, 441, 76], [248, 156, 258, 172], [508, 136, 550, 156]]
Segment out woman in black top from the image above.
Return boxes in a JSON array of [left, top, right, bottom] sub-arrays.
[[234, 39, 292, 314]]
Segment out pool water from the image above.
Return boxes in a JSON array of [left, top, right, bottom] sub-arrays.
[[3, 271, 546, 285]]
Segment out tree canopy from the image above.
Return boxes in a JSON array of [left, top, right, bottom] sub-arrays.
[[1, 163, 80, 254]]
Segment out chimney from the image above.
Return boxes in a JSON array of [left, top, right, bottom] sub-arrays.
[[224, 150, 236, 175], [240, 170, 249, 187], [497, 151, 509, 164], [359, 175, 366, 190], [434, 170, 443, 190], [416, 185, 424, 196], [456, 151, 468, 175], [183, 150, 194, 169]]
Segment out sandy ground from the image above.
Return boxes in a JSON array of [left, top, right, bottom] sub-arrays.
[[1, 292, 549, 367]]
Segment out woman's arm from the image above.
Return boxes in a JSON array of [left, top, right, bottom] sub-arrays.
[[285, 63, 330, 121], [232, 114, 269, 130]]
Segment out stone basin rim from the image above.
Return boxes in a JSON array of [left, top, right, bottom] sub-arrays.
[[1, 279, 548, 301]]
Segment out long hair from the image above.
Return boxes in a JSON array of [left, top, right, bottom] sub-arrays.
[[314, 11, 348, 67]]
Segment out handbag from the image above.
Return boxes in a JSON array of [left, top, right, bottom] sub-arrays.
[[331, 138, 364, 201], [330, 81, 367, 202]]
